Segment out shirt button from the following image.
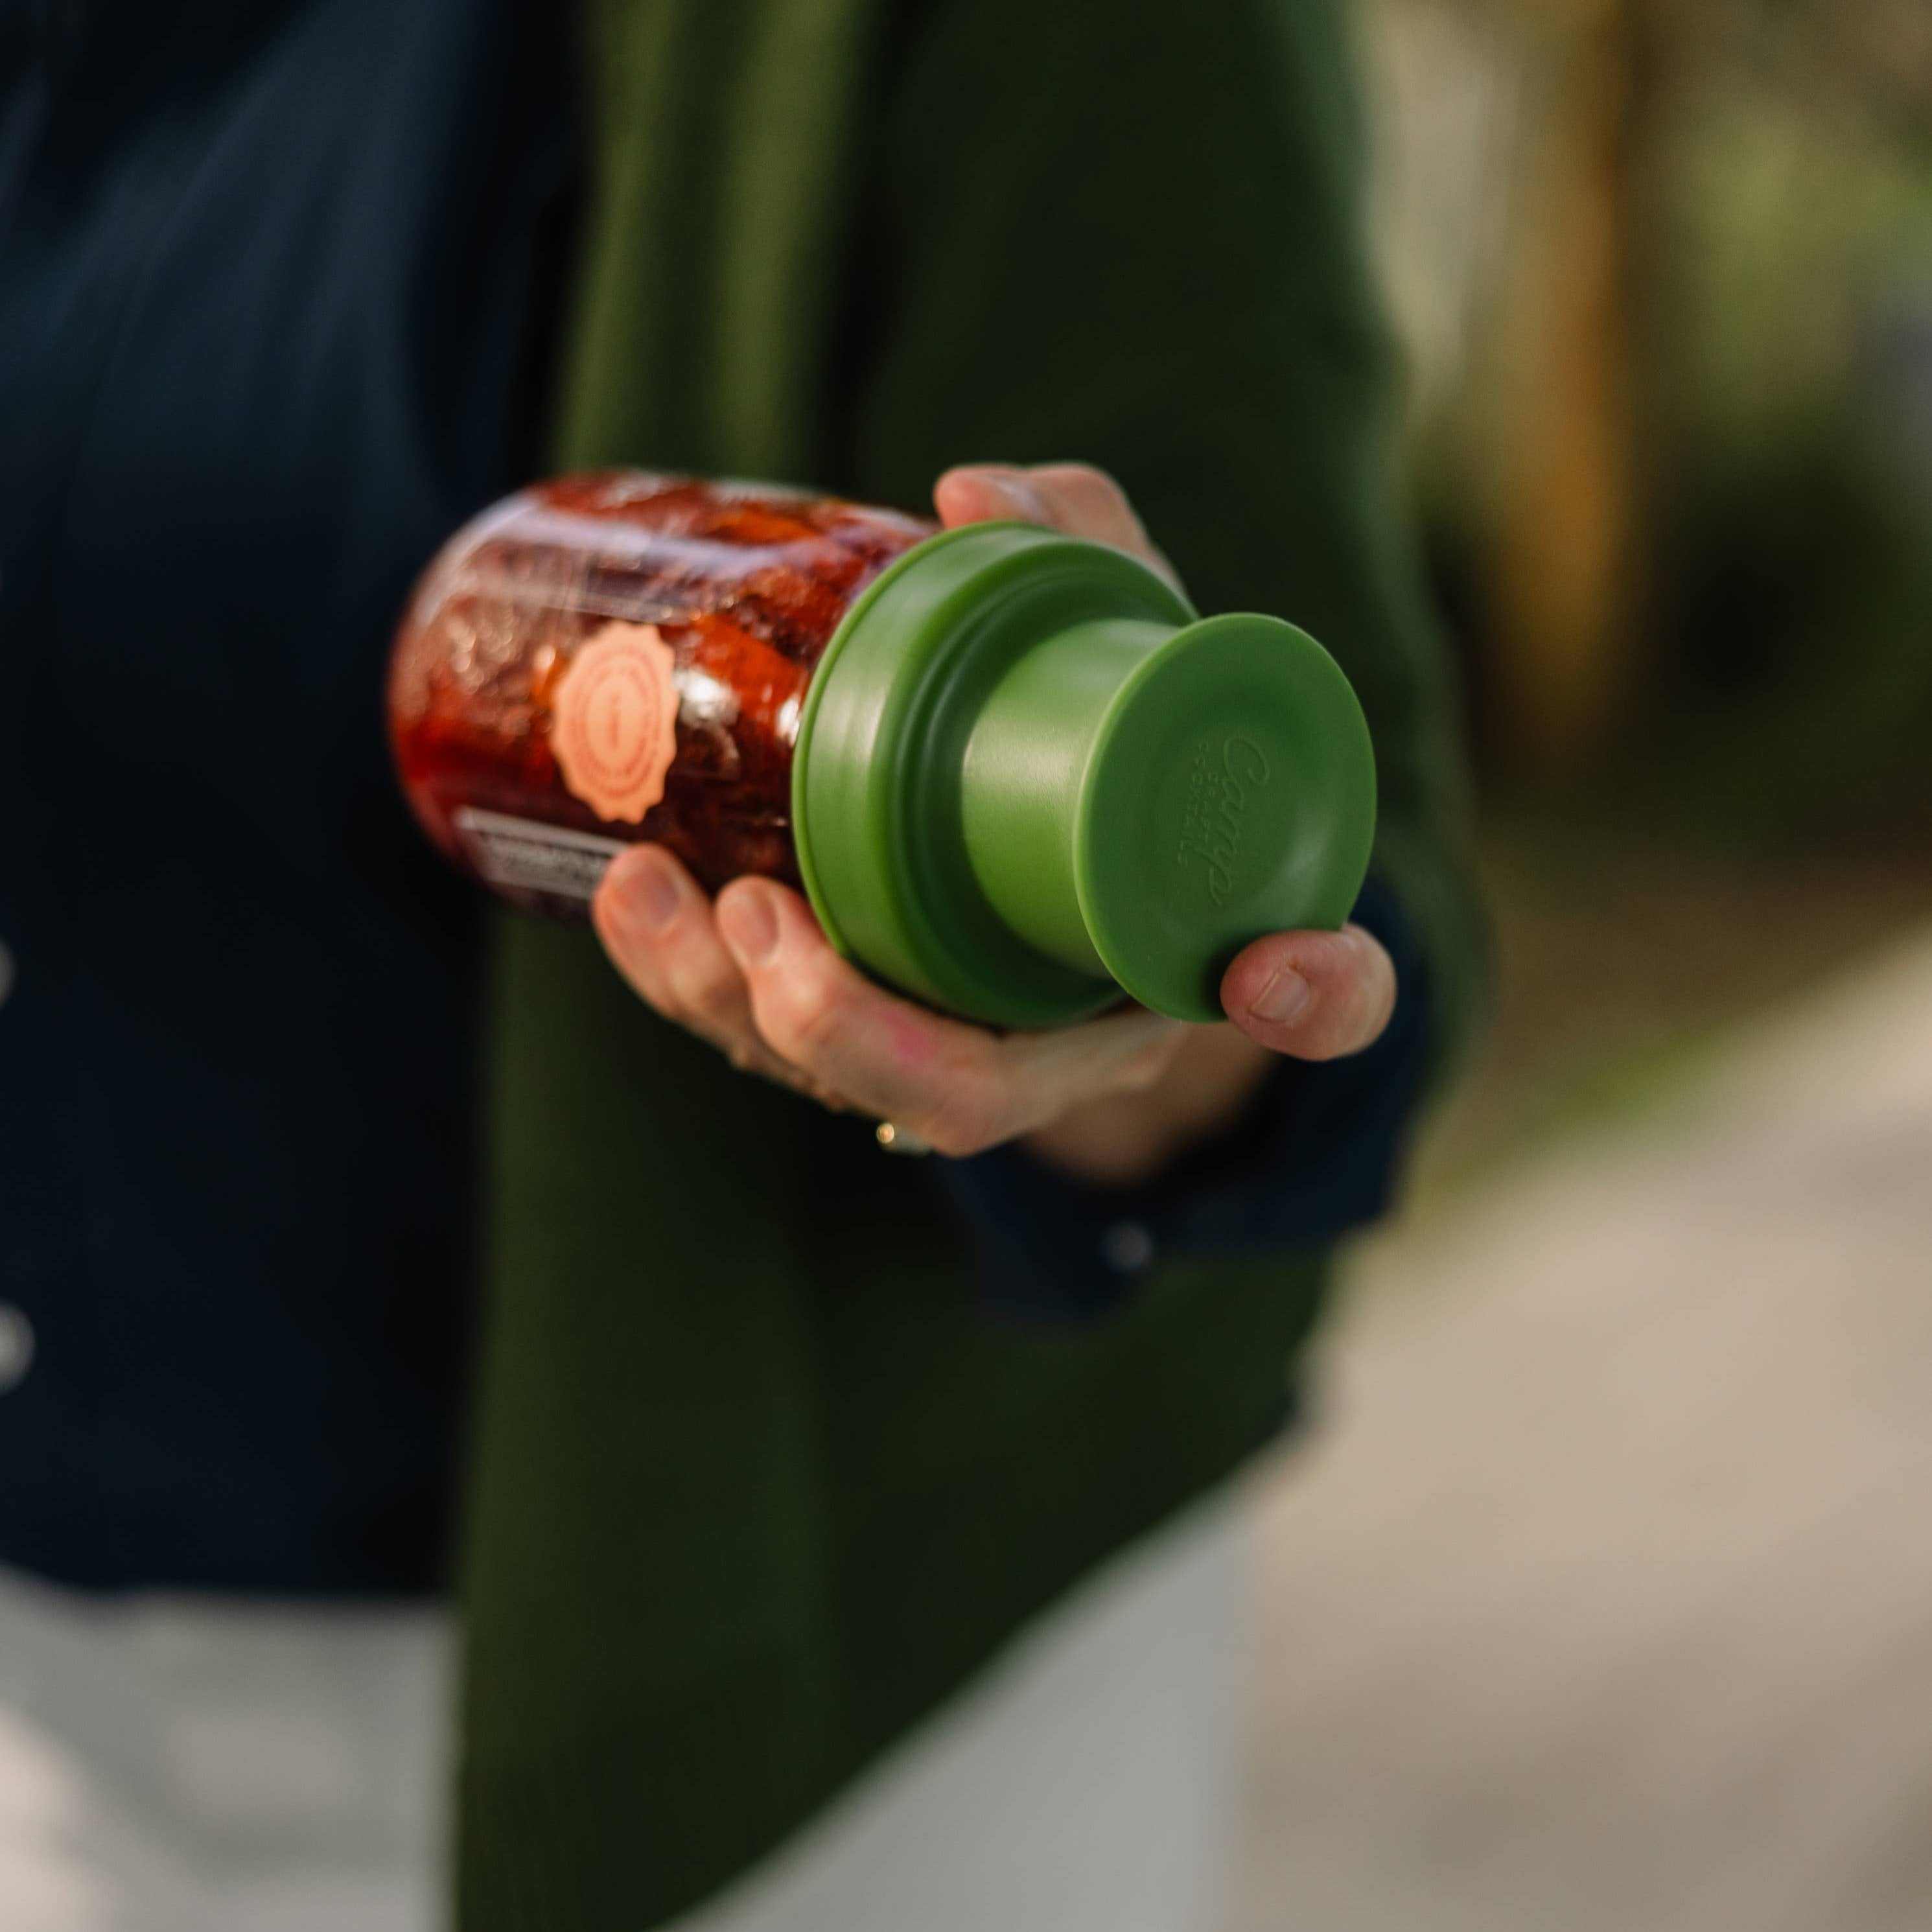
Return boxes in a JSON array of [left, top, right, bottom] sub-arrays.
[[1101, 1220, 1156, 1275], [0, 1304, 33, 1395]]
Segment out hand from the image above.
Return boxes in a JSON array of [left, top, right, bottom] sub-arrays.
[[592, 463, 1397, 1183]]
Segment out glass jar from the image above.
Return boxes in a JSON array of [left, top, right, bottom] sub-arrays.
[[390, 471, 1376, 1027]]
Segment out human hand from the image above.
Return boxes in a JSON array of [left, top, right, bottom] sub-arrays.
[[592, 463, 1395, 1178]]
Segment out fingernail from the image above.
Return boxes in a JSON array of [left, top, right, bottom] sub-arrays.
[[1249, 966, 1312, 1025], [618, 853, 682, 935], [719, 888, 780, 968]]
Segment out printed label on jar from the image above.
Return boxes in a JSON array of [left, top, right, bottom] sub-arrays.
[[552, 621, 680, 823], [453, 809, 629, 901]]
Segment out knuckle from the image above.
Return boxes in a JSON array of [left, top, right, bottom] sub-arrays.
[[1051, 460, 1121, 500], [1064, 465, 1134, 524], [758, 964, 848, 1066], [1082, 461, 1128, 506]]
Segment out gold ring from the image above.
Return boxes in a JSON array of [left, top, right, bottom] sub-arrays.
[[876, 1121, 933, 1158]]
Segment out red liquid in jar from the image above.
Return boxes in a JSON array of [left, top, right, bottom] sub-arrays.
[[388, 473, 934, 915]]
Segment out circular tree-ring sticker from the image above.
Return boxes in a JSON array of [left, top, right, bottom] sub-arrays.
[[552, 622, 680, 824]]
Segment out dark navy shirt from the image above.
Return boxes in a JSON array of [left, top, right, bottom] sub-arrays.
[[0, 0, 1430, 1597], [0, 0, 572, 1590]]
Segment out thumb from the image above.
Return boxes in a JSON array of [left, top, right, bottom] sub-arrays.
[[1220, 925, 1397, 1061]]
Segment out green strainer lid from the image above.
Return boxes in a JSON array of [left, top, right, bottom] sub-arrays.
[[792, 522, 1376, 1028]]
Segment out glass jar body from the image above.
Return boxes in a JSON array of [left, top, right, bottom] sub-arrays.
[[388, 472, 933, 916]]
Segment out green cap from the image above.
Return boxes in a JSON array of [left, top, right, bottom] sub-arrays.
[[792, 522, 1377, 1029]]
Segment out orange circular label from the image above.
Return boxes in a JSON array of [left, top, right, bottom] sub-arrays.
[[551, 622, 680, 824]]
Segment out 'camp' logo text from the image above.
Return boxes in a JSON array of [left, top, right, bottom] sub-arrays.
[[1176, 736, 1270, 905]]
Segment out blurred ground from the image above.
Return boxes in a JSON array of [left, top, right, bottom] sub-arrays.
[[1415, 818, 1932, 1196], [1226, 831, 1932, 1931]]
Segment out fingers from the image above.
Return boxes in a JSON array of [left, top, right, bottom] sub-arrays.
[[592, 846, 809, 1092], [715, 878, 1189, 1156], [1219, 924, 1399, 1062], [598, 850, 1202, 1154], [934, 463, 1181, 588], [714, 879, 1005, 1152]]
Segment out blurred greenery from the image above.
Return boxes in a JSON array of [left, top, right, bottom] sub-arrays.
[[1645, 20, 1932, 835], [1365, 0, 1932, 841], [1359, 0, 1932, 1184]]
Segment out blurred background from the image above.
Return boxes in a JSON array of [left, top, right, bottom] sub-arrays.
[[1224, 3, 1932, 1925], [1375, 0, 1932, 1169]]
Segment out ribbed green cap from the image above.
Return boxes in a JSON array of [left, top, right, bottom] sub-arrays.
[[792, 523, 1377, 1028]]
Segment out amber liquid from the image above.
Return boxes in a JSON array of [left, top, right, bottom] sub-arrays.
[[388, 473, 933, 915]]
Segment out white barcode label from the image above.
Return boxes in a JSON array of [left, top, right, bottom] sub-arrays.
[[452, 808, 629, 902]]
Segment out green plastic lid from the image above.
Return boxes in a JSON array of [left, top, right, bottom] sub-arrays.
[[792, 522, 1377, 1029]]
